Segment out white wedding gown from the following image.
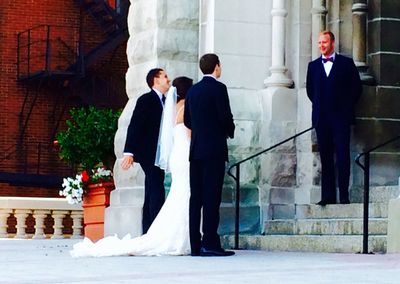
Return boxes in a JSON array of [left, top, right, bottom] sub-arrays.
[[71, 123, 191, 257]]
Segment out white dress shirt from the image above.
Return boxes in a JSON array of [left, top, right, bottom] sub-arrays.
[[322, 52, 335, 77]]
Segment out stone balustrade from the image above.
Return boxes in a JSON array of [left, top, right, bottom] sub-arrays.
[[0, 197, 83, 239]]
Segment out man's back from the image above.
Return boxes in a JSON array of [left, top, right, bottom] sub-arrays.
[[184, 76, 234, 161]]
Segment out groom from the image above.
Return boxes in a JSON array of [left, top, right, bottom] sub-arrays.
[[184, 53, 235, 256], [122, 68, 171, 234]]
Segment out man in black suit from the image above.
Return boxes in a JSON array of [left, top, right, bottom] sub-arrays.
[[122, 68, 170, 233], [306, 31, 362, 205], [184, 53, 235, 256]]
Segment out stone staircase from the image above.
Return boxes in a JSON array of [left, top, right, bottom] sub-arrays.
[[221, 185, 399, 253], [219, 183, 260, 235]]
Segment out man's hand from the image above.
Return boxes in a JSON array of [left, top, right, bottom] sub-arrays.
[[121, 155, 134, 170]]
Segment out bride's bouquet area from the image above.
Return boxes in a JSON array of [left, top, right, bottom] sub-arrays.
[[60, 167, 113, 204]]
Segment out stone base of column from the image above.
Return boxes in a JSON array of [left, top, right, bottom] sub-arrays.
[[264, 68, 294, 88], [104, 186, 144, 239], [387, 198, 400, 253]]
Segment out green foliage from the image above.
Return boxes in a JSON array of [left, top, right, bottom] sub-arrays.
[[56, 107, 121, 172]]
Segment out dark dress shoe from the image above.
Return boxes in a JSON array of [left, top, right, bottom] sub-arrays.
[[191, 249, 200, 256], [316, 200, 336, 206], [340, 200, 350, 204], [199, 247, 235, 257]]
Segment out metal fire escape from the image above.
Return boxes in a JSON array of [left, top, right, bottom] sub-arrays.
[[0, 0, 129, 188]]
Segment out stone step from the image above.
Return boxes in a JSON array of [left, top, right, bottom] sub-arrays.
[[218, 203, 260, 235], [295, 203, 388, 219], [221, 183, 259, 205], [269, 202, 388, 220], [221, 235, 386, 253], [351, 185, 399, 203], [264, 218, 387, 235]]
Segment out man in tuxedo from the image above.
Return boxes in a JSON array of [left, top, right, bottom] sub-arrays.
[[184, 53, 235, 256], [306, 31, 362, 205], [121, 68, 170, 233]]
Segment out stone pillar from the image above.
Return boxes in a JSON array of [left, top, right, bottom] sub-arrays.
[[51, 210, 68, 239], [107, 0, 199, 238], [258, 0, 297, 225], [387, 198, 400, 253], [352, 0, 374, 84], [265, 0, 293, 87], [70, 211, 84, 239], [14, 209, 31, 239], [311, 0, 327, 59], [0, 209, 12, 238], [32, 210, 50, 239]]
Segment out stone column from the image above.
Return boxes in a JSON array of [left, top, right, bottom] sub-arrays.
[[311, 0, 327, 59], [352, 0, 374, 84], [265, 0, 293, 87], [70, 211, 84, 239], [51, 210, 68, 239], [32, 210, 50, 239], [0, 209, 12, 238], [107, 0, 199, 238], [14, 209, 31, 239]]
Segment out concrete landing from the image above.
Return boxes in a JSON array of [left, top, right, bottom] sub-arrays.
[[1, 238, 399, 283]]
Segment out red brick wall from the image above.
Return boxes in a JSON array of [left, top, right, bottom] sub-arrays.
[[0, 0, 128, 197]]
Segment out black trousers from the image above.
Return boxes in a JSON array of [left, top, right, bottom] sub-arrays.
[[189, 158, 225, 253], [140, 162, 165, 233], [315, 117, 351, 203]]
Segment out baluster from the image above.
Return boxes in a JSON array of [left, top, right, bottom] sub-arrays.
[[0, 209, 12, 238], [51, 210, 68, 239], [14, 209, 32, 239], [70, 211, 84, 239], [32, 210, 51, 239]]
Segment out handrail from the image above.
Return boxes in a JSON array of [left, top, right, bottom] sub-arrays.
[[227, 127, 314, 249], [355, 134, 400, 254]]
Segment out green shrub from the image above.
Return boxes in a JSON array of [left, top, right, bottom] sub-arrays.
[[56, 107, 121, 172]]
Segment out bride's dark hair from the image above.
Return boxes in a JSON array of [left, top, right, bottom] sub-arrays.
[[172, 76, 193, 102]]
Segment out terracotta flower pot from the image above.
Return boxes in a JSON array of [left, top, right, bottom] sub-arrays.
[[82, 181, 114, 242]]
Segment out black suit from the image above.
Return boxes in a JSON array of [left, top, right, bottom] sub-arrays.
[[306, 54, 362, 203], [124, 90, 165, 233], [184, 76, 235, 253]]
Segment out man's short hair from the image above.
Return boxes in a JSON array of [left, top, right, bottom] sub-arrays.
[[146, 68, 164, 88], [320, 30, 335, 42], [199, 53, 220, 75]]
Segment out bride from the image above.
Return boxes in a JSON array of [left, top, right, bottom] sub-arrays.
[[71, 77, 193, 257]]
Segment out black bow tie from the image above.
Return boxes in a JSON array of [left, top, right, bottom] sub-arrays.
[[322, 57, 334, 63]]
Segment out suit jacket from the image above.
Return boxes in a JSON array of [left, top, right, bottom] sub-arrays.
[[306, 54, 362, 127], [124, 90, 163, 164], [184, 76, 235, 161]]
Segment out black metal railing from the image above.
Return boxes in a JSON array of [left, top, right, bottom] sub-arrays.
[[79, 0, 129, 34], [17, 25, 81, 80], [0, 142, 75, 179], [355, 134, 400, 254], [227, 127, 314, 249]]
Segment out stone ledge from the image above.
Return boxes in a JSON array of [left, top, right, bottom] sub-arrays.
[[0, 197, 82, 211]]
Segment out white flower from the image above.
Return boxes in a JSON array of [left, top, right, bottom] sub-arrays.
[[59, 167, 113, 204]]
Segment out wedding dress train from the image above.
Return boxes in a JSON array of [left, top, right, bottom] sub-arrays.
[[71, 123, 191, 257]]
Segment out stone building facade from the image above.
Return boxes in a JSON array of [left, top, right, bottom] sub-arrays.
[[107, 0, 400, 238]]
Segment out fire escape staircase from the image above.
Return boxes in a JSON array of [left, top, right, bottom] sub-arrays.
[[0, 0, 129, 188]]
